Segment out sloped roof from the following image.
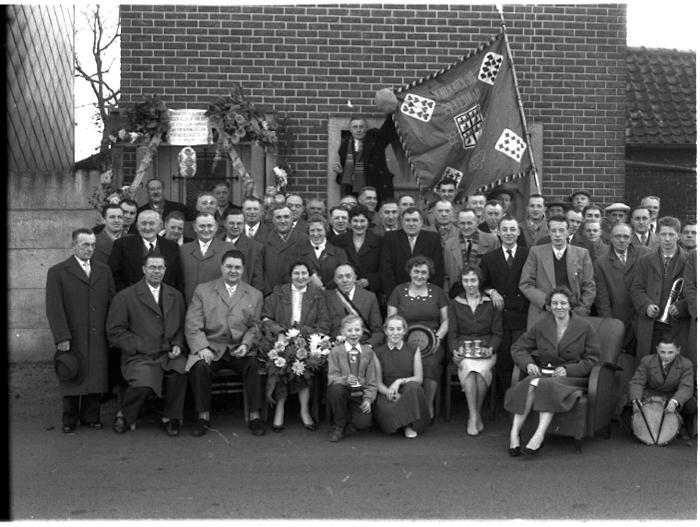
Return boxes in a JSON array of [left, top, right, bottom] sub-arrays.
[[627, 47, 696, 146]]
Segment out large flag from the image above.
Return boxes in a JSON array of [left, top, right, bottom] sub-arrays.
[[393, 32, 532, 195]]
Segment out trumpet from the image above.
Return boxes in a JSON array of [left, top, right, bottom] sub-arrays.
[[657, 278, 684, 325]]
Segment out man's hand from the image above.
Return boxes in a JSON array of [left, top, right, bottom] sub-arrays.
[[57, 340, 70, 352], [359, 399, 371, 413], [346, 374, 359, 386], [332, 161, 343, 175], [489, 290, 504, 310], [355, 278, 369, 289], [646, 304, 660, 318], [668, 305, 680, 318], [230, 344, 249, 358], [199, 348, 214, 365], [168, 345, 182, 359], [665, 399, 679, 413]]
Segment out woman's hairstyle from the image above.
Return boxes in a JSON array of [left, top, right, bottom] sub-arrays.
[[348, 204, 371, 221], [287, 260, 311, 277], [383, 314, 408, 332], [404, 255, 435, 277], [307, 214, 328, 229], [545, 286, 577, 308], [460, 265, 483, 283], [340, 314, 363, 329]]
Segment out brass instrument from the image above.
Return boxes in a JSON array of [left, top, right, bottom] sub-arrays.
[[657, 278, 684, 325]]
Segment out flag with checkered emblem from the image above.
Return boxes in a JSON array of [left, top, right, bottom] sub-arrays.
[[392, 32, 531, 195]]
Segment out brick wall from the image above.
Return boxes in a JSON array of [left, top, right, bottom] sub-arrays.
[[119, 3, 627, 202]]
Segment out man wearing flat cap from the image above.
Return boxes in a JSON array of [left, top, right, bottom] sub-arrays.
[[46, 228, 116, 434], [545, 199, 568, 220], [569, 190, 592, 213]]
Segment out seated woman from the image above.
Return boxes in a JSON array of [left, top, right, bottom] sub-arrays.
[[505, 286, 600, 456], [373, 315, 430, 439], [629, 334, 696, 440], [447, 266, 502, 436], [387, 255, 449, 420], [261, 260, 330, 432]]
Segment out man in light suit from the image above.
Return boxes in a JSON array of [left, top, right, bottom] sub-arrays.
[[519, 214, 596, 328], [261, 204, 306, 291], [424, 199, 459, 246], [136, 178, 190, 222], [326, 264, 384, 347], [106, 253, 188, 436], [518, 194, 548, 247], [379, 206, 444, 297], [242, 196, 271, 242], [46, 228, 115, 433], [179, 212, 236, 305], [222, 211, 266, 294], [444, 208, 499, 294], [185, 249, 265, 437], [108, 209, 180, 291]]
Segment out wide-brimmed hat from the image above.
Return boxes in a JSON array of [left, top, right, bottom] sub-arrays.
[[545, 199, 569, 210], [54, 350, 82, 385]]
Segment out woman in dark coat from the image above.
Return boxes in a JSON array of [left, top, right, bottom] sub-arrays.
[[505, 286, 601, 456], [447, 266, 502, 436], [373, 315, 430, 438], [333, 205, 383, 295], [261, 261, 330, 432]]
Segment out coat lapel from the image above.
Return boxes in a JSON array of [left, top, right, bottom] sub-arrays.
[[66, 257, 90, 284], [543, 248, 557, 289], [135, 280, 162, 316], [556, 316, 587, 353]]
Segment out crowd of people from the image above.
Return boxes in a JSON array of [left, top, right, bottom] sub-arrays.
[[45, 118, 696, 454]]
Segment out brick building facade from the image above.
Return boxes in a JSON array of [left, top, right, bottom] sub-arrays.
[[119, 4, 628, 203]]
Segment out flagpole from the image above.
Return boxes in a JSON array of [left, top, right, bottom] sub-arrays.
[[496, 5, 541, 194]]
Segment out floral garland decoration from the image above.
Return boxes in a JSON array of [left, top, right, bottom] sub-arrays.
[[90, 96, 171, 213], [205, 85, 278, 197]]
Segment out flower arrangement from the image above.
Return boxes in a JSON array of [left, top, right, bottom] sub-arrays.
[[272, 166, 288, 193], [258, 326, 341, 401], [206, 85, 278, 197]]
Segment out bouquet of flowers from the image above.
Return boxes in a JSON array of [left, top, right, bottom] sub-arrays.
[[258, 325, 341, 402]]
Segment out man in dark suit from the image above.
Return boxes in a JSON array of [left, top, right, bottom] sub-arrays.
[[333, 114, 397, 201], [160, 210, 193, 246], [594, 222, 652, 413], [179, 212, 236, 305], [298, 215, 348, 289], [212, 181, 241, 226], [379, 206, 444, 296], [519, 214, 596, 328], [630, 216, 690, 364], [242, 196, 271, 242], [286, 194, 309, 240], [94, 204, 125, 264], [136, 178, 190, 221], [327, 206, 350, 244], [480, 218, 529, 403], [326, 263, 384, 347], [222, 211, 266, 293], [108, 210, 180, 291], [106, 253, 188, 436], [371, 199, 400, 237], [46, 228, 116, 433], [629, 206, 661, 251], [261, 204, 305, 291], [185, 249, 266, 437]]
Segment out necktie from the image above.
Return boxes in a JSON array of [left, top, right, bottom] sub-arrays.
[[641, 234, 647, 245], [506, 249, 514, 267], [247, 226, 254, 238], [649, 223, 655, 234], [408, 236, 416, 252], [148, 243, 155, 255], [618, 252, 626, 265], [83, 260, 91, 277], [664, 256, 672, 273]]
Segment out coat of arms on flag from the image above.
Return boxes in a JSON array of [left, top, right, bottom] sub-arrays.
[[392, 31, 532, 195]]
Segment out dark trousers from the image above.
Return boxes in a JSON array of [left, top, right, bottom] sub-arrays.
[[120, 371, 188, 424], [189, 354, 261, 414], [494, 326, 525, 402], [62, 394, 102, 427], [327, 383, 372, 430]]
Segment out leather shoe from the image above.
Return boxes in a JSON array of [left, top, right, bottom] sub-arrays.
[[162, 419, 180, 437], [112, 416, 128, 434], [303, 420, 317, 432], [327, 426, 344, 442], [249, 417, 266, 436], [83, 422, 103, 430], [521, 445, 542, 456], [62, 424, 76, 434], [271, 424, 284, 433], [508, 446, 521, 457], [192, 418, 209, 437]]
